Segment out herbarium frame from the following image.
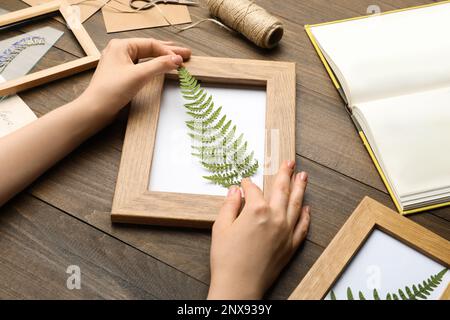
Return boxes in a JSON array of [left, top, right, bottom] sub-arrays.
[[288, 197, 450, 300], [0, 0, 100, 96], [111, 56, 296, 228]]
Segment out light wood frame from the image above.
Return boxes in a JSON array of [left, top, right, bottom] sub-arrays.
[[111, 56, 296, 228], [289, 197, 450, 300], [0, 0, 100, 96]]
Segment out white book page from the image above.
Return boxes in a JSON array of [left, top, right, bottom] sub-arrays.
[[311, 3, 450, 106], [354, 86, 450, 198]]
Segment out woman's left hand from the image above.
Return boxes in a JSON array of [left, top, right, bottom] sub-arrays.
[[82, 38, 191, 117]]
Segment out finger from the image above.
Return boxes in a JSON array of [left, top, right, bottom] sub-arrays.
[[134, 55, 183, 80], [292, 206, 311, 248], [165, 45, 192, 60], [213, 186, 242, 234], [241, 178, 264, 206], [124, 38, 187, 60], [269, 160, 295, 214], [287, 171, 308, 226]]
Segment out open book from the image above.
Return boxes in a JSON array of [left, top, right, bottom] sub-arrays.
[[306, 1, 450, 213]]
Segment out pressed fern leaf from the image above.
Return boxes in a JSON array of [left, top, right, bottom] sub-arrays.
[[373, 289, 380, 300], [346, 287, 354, 300], [178, 67, 259, 188], [330, 268, 448, 300], [0, 36, 46, 74], [330, 290, 337, 300]]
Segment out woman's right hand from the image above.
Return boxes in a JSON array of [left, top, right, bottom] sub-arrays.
[[208, 161, 311, 299]]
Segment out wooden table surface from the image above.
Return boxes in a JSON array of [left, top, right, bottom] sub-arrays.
[[0, 0, 449, 299]]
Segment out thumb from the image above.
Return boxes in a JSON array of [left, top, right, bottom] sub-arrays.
[[213, 186, 242, 234], [135, 54, 183, 81]]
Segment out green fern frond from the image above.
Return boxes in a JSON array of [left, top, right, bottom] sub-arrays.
[[212, 115, 227, 130], [187, 103, 214, 119], [405, 286, 415, 300], [188, 133, 217, 144], [201, 162, 233, 172], [178, 67, 259, 188], [237, 152, 256, 170], [329, 268, 448, 300], [222, 125, 237, 147], [204, 106, 222, 126], [330, 290, 337, 300], [241, 161, 259, 178], [192, 139, 245, 161], [346, 287, 354, 300], [184, 93, 209, 108], [183, 87, 204, 100], [398, 288, 407, 300], [373, 289, 380, 300], [181, 84, 200, 95]]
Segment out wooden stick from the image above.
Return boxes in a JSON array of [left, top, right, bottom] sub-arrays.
[[0, 56, 99, 96], [0, 1, 61, 27]]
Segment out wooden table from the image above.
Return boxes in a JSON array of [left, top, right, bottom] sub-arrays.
[[0, 0, 448, 299]]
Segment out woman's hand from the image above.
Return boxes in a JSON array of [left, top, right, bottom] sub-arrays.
[[208, 161, 311, 300], [0, 38, 190, 207], [82, 38, 191, 117]]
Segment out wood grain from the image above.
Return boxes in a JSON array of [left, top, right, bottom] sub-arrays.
[[0, 0, 448, 299], [0, 194, 208, 299]]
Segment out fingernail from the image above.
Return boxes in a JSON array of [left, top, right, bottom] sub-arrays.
[[228, 185, 239, 196], [305, 206, 311, 214], [171, 55, 182, 65], [297, 172, 308, 182], [287, 160, 295, 169], [227, 186, 236, 196], [242, 177, 252, 183]]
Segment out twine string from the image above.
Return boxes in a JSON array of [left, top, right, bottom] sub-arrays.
[[72, 0, 283, 48]]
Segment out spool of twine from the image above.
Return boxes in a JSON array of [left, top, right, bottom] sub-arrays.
[[206, 0, 284, 49], [75, 0, 284, 48]]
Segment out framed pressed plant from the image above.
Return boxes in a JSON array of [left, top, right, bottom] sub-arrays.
[[289, 197, 450, 300], [0, 0, 100, 96], [111, 56, 296, 228]]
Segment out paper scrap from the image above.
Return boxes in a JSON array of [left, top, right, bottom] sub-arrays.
[[102, 0, 191, 33], [0, 76, 37, 137]]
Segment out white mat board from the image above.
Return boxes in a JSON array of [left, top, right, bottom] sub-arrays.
[[149, 80, 267, 196], [326, 229, 449, 300]]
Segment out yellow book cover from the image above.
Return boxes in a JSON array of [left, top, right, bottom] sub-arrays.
[[305, 1, 450, 215]]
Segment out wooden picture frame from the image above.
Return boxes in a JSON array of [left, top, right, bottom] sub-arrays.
[[111, 56, 296, 228], [289, 197, 450, 300], [0, 0, 100, 96]]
